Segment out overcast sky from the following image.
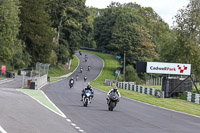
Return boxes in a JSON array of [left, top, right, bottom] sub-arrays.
[[85, 0, 190, 27]]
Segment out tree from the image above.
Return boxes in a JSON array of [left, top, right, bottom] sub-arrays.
[[173, 0, 200, 75], [48, 0, 92, 64], [0, 0, 25, 68], [19, 0, 54, 65], [125, 65, 141, 83]]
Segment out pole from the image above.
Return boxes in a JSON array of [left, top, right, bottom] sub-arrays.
[[123, 51, 125, 82]]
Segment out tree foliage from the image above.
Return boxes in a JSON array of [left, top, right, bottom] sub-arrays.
[[19, 0, 54, 66], [0, 0, 25, 68], [93, 2, 160, 67], [173, 0, 200, 75], [48, 0, 92, 64]]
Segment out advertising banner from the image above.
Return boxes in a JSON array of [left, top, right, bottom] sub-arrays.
[[146, 62, 191, 75], [1, 65, 6, 74]]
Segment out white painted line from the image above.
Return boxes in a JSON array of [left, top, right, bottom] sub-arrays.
[[91, 55, 104, 82], [75, 127, 80, 129], [71, 123, 76, 127], [0, 79, 14, 84], [0, 125, 7, 133], [79, 130, 84, 132], [41, 91, 66, 118], [66, 119, 71, 122], [37, 82, 48, 90], [0, 79, 7, 82], [123, 96, 200, 119], [18, 90, 66, 118]]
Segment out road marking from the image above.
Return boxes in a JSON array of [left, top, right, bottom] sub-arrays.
[[19, 90, 66, 118], [66, 119, 71, 122], [65, 119, 85, 133], [71, 123, 76, 126], [90, 83, 200, 119], [0, 79, 14, 85], [123, 96, 200, 119], [41, 91, 66, 118], [0, 125, 7, 133], [75, 126, 80, 129], [37, 82, 48, 90]]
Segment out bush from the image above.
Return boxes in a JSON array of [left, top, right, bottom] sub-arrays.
[[50, 50, 57, 66], [125, 65, 141, 83]]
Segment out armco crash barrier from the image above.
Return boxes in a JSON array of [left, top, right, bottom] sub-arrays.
[[105, 81, 164, 98], [185, 91, 200, 104]]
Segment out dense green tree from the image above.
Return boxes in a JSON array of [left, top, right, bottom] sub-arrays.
[[48, 0, 92, 64], [0, 0, 25, 68], [110, 23, 141, 65], [19, 0, 54, 65], [173, 0, 200, 75], [125, 65, 141, 83]]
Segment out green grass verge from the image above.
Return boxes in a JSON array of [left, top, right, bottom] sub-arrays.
[[142, 85, 162, 90], [50, 78, 61, 82], [48, 55, 78, 77], [82, 50, 200, 116], [0, 75, 6, 78], [18, 89, 61, 115]]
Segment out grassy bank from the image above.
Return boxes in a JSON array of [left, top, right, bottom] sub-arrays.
[[82, 50, 200, 116], [48, 55, 78, 82]]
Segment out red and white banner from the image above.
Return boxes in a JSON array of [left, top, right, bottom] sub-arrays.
[[146, 62, 191, 75], [1, 65, 6, 74]]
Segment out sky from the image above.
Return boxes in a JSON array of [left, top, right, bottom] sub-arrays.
[[85, 0, 190, 27]]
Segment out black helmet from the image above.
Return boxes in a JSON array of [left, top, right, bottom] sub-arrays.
[[87, 85, 91, 89]]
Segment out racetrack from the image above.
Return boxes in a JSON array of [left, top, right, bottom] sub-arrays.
[[43, 52, 200, 133]]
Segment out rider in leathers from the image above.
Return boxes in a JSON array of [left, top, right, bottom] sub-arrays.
[[107, 86, 121, 103], [81, 85, 94, 101]]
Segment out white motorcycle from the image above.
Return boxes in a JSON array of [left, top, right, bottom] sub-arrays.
[[82, 90, 92, 107]]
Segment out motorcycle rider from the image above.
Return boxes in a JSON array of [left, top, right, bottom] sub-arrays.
[[107, 86, 121, 103], [76, 74, 79, 81], [84, 55, 88, 62], [80, 67, 83, 73], [88, 66, 91, 71], [81, 84, 94, 101], [84, 75, 87, 82], [69, 77, 75, 87]]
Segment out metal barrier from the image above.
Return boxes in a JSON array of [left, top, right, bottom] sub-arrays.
[[22, 62, 50, 89]]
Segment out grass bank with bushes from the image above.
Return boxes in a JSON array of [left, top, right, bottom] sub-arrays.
[[82, 50, 200, 116], [48, 55, 78, 82]]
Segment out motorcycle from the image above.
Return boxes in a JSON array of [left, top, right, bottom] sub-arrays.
[[84, 76, 87, 82], [80, 68, 83, 73], [76, 75, 79, 81], [69, 82, 74, 88], [107, 92, 119, 111], [82, 90, 92, 107], [84, 57, 88, 62], [88, 66, 91, 71]]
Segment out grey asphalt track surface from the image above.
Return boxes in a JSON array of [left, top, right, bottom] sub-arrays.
[[0, 78, 77, 133], [43, 52, 200, 133]]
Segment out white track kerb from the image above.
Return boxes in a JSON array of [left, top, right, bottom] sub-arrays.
[[0, 125, 7, 133]]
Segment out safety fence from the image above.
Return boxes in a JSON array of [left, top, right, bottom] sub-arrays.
[[105, 80, 164, 98], [105, 79, 117, 86], [185, 91, 200, 104], [146, 77, 163, 85]]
